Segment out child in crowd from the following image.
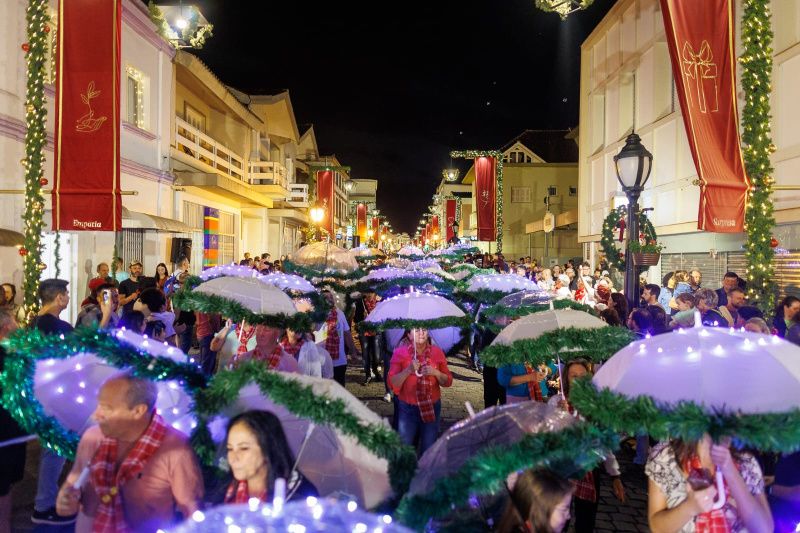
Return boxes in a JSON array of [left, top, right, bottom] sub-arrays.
[[669, 292, 696, 328]]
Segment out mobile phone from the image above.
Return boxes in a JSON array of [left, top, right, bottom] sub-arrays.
[[687, 468, 713, 491], [102, 290, 111, 305]]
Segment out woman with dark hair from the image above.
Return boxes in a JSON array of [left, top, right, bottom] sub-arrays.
[[389, 328, 453, 455], [627, 308, 654, 336], [497, 469, 573, 533], [609, 293, 629, 326], [599, 308, 622, 327], [773, 295, 800, 338], [118, 310, 146, 333], [223, 410, 317, 504], [646, 304, 670, 335], [154, 263, 169, 290], [647, 435, 772, 532]]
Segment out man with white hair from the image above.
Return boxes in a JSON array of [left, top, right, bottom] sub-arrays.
[[554, 274, 572, 299], [55, 371, 203, 532]]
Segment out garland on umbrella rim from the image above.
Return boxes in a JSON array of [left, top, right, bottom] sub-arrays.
[[0, 327, 208, 459], [570, 379, 800, 453], [396, 254, 426, 261], [477, 326, 637, 368], [447, 264, 479, 274], [396, 422, 618, 531], [600, 206, 658, 272], [354, 255, 386, 263], [283, 259, 365, 281], [191, 361, 418, 498], [482, 299, 596, 321], [171, 288, 314, 333], [357, 315, 473, 335], [458, 288, 515, 306], [373, 276, 455, 296]]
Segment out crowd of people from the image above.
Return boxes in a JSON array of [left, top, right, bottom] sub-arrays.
[[0, 253, 797, 532]]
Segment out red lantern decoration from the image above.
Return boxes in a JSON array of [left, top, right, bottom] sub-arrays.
[[39, 178, 48, 187], [770, 237, 779, 248], [21, 43, 30, 53], [18, 247, 28, 256]]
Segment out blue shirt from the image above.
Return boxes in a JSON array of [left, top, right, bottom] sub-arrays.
[[498, 364, 551, 398]]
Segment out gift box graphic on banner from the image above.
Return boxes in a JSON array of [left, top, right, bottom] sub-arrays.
[[682, 41, 719, 114]]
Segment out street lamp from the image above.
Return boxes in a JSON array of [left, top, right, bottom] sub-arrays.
[[309, 205, 325, 224], [613, 132, 653, 313]]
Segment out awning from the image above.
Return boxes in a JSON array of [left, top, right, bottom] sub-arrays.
[[525, 209, 579, 234], [122, 207, 194, 233], [0, 228, 24, 247]]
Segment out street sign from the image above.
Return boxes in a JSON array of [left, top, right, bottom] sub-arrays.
[[543, 212, 555, 233]]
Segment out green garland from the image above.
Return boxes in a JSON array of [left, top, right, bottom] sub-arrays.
[[354, 255, 385, 263], [482, 299, 595, 322], [451, 150, 504, 253], [570, 378, 800, 453], [740, 0, 777, 318], [147, 1, 213, 49], [459, 288, 514, 306], [283, 259, 365, 281], [357, 315, 472, 335], [396, 422, 618, 531], [600, 206, 658, 272], [171, 287, 314, 333], [21, 0, 50, 322], [191, 362, 417, 497], [0, 327, 208, 459], [53, 230, 61, 278], [477, 326, 637, 368], [373, 276, 455, 296]]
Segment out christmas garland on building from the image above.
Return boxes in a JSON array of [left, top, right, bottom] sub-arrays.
[[191, 362, 418, 497], [534, 0, 595, 19], [0, 327, 208, 458], [20, 0, 50, 322], [570, 378, 800, 453], [600, 206, 658, 272], [451, 150, 504, 253], [740, 0, 777, 317], [356, 314, 472, 335], [396, 422, 618, 530], [477, 326, 637, 368]]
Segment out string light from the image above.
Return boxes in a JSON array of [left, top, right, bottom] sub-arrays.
[[125, 65, 146, 129]]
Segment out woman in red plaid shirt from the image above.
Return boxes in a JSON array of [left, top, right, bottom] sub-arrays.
[[388, 328, 453, 455]]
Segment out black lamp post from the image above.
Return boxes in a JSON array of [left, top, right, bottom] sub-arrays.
[[613, 132, 653, 313]]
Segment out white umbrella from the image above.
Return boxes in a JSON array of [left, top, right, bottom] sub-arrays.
[[258, 272, 316, 293], [198, 264, 259, 282], [351, 246, 386, 258], [385, 327, 463, 354], [449, 263, 479, 281], [364, 292, 465, 324], [466, 273, 539, 294], [491, 308, 607, 347], [408, 259, 440, 270], [194, 277, 297, 316], [422, 267, 455, 281], [205, 375, 393, 509], [290, 242, 359, 273], [397, 245, 424, 257]]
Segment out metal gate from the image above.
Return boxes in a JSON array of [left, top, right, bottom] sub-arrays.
[[115, 229, 144, 266], [660, 252, 728, 290]]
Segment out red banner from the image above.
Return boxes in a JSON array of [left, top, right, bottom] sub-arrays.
[[431, 215, 439, 244], [660, 0, 749, 232], [371, 216, 379, 235], [53, 0, 122, 231], [445, 199, 457, 242], [475, 157, 497, 241], [315, 170, 334, 234], [425, 222, 431, 245], [356, 203, 367, 241]]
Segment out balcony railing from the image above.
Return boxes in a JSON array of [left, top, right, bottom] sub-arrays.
[[287, 184, 309, 208], [175, 117, 245, 182], [250, 160, 288, 189]]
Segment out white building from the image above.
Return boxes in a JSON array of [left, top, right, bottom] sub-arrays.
[[578, 0, 800, 294]]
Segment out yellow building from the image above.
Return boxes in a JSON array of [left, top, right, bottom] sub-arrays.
[[463, 130, 580, 264]]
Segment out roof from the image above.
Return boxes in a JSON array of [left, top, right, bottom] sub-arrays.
[[500, 129, 578, 163]]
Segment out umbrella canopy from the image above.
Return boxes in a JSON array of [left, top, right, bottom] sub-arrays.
[[397, 401, 616, 530], [397, 245, 424, 257], [359, 267, 419, 283], [364, 292, 465, 324], [351, 246, 386, 258], [407, 259, 440, 270], [258, 272, 316, 293], [495, 288, 551, 309], [448, 263, 479, 281], [194, 277, 297, 316], [290, 242, 359, 273], [384, 327, 464, 354], [198, 264, 259, 282], [492, 308, 607, 347], [204, 374, 393, 509], [172, 498, 410, 533], [467, 273, 539, 294]]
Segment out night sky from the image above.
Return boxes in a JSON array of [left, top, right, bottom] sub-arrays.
[[187, 0, 617, 234]]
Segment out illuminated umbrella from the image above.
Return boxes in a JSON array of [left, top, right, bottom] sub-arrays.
[[290, 242, 359, 273], [491, 308, 606, 347], [258, 272, 317, 294], [193, 276, 297, 316], [351, 246, 386, 258], [397, 245, 424, 258], [172, 498, 410, 533], [466, 273, 539, 294]]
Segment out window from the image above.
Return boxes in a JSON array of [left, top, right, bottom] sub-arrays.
[[547, 186, 558, 196], [569, 186, 578, 197], [219, 211, 236, 265], [511, 187, 531, 203], [126, 66, 147, 129], [505, 151, 532, 163]]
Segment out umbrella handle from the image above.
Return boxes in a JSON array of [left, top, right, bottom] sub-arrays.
[[465, 401, 476, 418], [711, 471, 726, 510], [73, 466, 90, 490]]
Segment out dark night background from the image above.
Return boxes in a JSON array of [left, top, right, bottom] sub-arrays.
[[187, 0, 617, 234]]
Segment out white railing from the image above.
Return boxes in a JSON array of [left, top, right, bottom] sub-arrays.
[[250, 160, 288, 189], [287, 183, 309, 207], [175, 117, 245, 182]]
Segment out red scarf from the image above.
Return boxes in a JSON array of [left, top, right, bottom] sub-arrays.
[[224, 480, 267, 504], [685, 456, 731, 533], [524, 363, 544, 402], [574, 284, 586, 302], [235, 323, 257, 360], [282, 337, 304, 358], [253, 345, 284, 370], [413, 344, 436, 423], [89, 414, 168, 533], [324, 309, 341, 361]]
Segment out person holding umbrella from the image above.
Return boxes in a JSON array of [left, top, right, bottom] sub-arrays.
[[237, 325, 299, 374], [222, 410, 317, 504], [389, 328, 453, 455]]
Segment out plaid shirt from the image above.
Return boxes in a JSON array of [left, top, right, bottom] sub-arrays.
[[324, 309, 341, 361], [89, 414, 168, 533], [524, 363, 544, 402]]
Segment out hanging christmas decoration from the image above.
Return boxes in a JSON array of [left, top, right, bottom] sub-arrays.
[[770, 237, 779, 248], [600, 207, 658, 272], [21, 42, 30, 52]]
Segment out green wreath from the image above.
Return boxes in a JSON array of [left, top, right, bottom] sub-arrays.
[[600, 206, 658, 271], [191, 361, 418, 498], [395, 422, 618, 531], [570, 379, 800, 453], [477, 326, 637, 368], [0, 327, 208, 459]]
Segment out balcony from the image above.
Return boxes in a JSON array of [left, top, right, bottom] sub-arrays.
[[287, 184, 309, 208], [174, 117, 245, 182], [250, 160, 290, 200]]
